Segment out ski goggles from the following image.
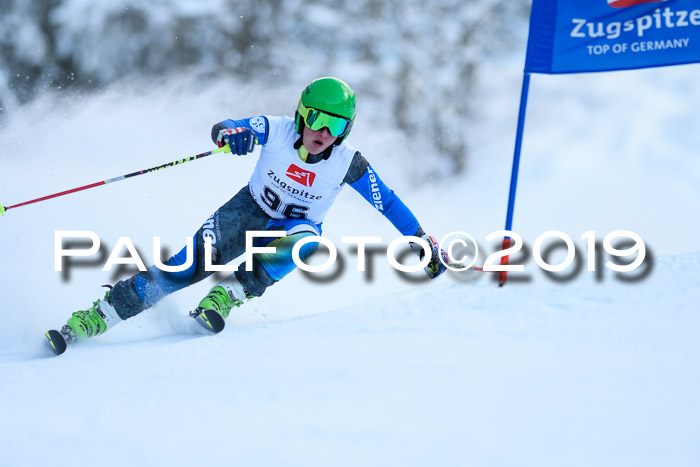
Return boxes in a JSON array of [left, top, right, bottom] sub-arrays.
[[298, 103, 351, 137]]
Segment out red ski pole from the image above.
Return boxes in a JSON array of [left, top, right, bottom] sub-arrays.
[[1, 144, 233, 216]]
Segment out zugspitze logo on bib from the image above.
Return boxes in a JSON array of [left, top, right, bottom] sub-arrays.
[[608, 0, 666, 8], [286, 164, 316, 187]]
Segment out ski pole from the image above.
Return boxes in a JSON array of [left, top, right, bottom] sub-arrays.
[[450, 264, 488, 272], [1, 144, 233, 216]]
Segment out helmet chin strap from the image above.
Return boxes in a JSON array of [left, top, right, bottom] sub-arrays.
[[297, 144, 309, 162]]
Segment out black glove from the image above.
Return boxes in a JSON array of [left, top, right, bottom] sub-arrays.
[[409, 234, 448, 279], [217, 127, 257, 155]]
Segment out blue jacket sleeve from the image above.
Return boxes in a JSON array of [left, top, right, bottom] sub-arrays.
[[212, 116, 269, 145], [349, 164, 421, 236]]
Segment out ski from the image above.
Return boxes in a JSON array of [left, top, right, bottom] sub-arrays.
[[192, 309, 226, 334], [45, 308, 225, 355], [45, 329, 68, 356]]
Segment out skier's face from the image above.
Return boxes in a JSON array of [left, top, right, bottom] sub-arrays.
[[302, 125, 337, 155]]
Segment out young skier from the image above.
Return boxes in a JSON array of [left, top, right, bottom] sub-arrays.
[[49, 77, 448, 349]]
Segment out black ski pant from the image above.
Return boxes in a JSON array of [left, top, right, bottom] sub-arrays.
[[109, 185, 278, 320]]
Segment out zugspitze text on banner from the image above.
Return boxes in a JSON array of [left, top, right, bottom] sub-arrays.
[[526, 0, 700, 74]]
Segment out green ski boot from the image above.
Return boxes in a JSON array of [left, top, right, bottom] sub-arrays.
[[190, 280, 251, 334], [61, 288, 123, 344]]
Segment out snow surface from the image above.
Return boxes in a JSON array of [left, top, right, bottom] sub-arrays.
[[1, 56, 700, 467]]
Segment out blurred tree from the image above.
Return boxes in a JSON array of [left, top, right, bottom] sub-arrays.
[[0, 0, 528, 174]]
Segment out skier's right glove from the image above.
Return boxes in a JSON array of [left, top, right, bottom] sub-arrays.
[[410, 234, 448, 279], [217, 127, 257, 155]]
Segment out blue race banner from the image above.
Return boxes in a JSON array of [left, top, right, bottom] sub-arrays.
[[525, 0, 700, 73]]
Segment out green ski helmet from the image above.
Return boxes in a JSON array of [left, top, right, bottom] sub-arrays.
[[295, 77, 356, 145]]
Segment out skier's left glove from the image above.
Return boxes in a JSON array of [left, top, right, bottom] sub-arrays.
[[410, 234, 448, 279], [217, 127, 257, 155]]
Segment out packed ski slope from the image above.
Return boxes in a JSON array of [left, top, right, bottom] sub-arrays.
[[1, 63, 700, 466]]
